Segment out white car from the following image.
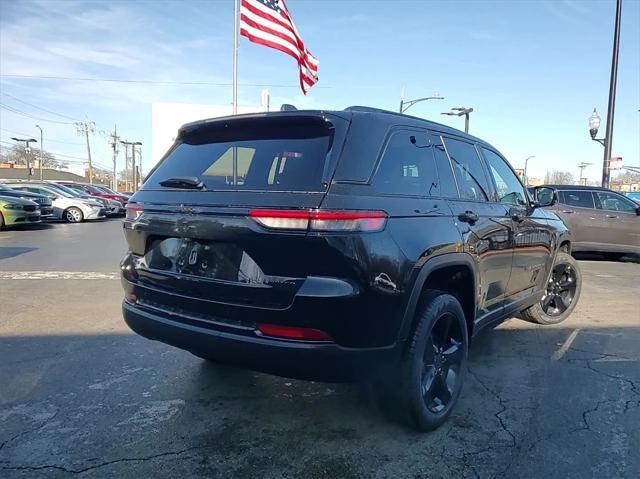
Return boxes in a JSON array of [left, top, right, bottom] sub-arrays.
[[6, 183, 106, 223]]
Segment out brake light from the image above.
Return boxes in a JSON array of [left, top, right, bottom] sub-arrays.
[[256, 324, 332, 342], [248, 209, 387, 232], [125, 203, 143, 220]]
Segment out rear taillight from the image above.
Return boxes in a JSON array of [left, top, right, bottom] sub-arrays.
[[248, 209, 387, 232], [125, 203, 143, 220], [256, 323, 332, 342]]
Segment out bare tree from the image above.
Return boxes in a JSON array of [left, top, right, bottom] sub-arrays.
[[544, 170, 575, 185], [0, 144, 66, 169]]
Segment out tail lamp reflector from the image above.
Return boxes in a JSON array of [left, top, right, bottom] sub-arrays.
[[256, 323, 332, 342], [125, 203, 143, 220], [249, 209, 387, 232]]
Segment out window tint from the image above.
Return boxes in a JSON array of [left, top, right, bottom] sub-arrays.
[[482, 148, 527, 206], [560, 190, 594, 208], [431, 137, 459, 198], [147, 120, 333, 192], [594, 191, 637, 213], [442, 137, 490, 201], [372, 130, 440, 196]]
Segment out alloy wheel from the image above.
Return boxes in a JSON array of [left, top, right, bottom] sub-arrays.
[[541, 262, 578, 317], [66, 208, 82, 223], [420, 312, 464, 413]]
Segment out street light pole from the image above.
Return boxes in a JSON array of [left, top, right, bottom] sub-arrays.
[[601, 0, 623, 189], [441, 107, 474, 133], [399, 91, 445, 113], [523, 156, 535, 186], [11, 137, 37, 179], [35, 125, 43, 180]]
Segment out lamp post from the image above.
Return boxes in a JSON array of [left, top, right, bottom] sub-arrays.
[[399, 90, 444, 113], [35, 125, 43, 180], [523, 156, 535, 186], [11, 137, 37, 179], [441, 107, 474, 133]]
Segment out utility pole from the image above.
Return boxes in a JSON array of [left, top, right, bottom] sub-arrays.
[[109, 125, 121, 191], [75, 121, 95, 184], [10, 137, 37, 179], [35, 125, 43, 179], [120, 141, 142, 192], [523, 156, 535, 186]]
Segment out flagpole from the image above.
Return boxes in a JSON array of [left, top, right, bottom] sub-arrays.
[[232, 0, 239, 115]]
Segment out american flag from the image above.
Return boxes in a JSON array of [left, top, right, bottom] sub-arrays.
[[240, 0, 319, 94]]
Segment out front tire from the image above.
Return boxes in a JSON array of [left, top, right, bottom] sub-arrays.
[[521, 252, 581, 325], [64, 207, 84, 223], [383, 291, 468, 431]]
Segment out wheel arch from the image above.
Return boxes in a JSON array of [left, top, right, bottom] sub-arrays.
[[398, 253, 478, 344]]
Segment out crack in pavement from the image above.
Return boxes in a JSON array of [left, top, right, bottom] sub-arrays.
[[0, 446, 202, 475], [583, 361, 640, 396], [0, 409, 59, 452], [574, 399, 617, 433]]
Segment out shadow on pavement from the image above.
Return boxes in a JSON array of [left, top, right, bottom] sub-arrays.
[[0, 324, 638, 478]]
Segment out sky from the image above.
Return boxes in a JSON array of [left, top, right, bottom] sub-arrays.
[[0, 0, 638, 182]]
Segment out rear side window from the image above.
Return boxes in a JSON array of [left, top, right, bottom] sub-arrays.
[[594, 191, 637, 213], [372, 130, 440, 196], [147, 119, 333, 192], [560, 190, 594, 208], [443, 137, 491, 202]]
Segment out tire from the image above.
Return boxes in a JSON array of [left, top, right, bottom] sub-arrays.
[[64, 207, 84, 223], [521, 252, 581, 325], [0, 212, 4, 230], [382, 291, 469, 431]]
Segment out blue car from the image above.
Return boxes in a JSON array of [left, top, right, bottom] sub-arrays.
[[626, 191, 640, 204]]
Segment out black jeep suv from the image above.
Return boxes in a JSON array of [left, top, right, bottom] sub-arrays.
[[121, 107, 580, 430]]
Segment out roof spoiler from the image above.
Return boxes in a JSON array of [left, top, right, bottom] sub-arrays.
[[280, 104, 298, 111]]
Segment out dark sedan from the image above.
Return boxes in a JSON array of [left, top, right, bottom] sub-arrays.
[[0, 183, 54, 219]]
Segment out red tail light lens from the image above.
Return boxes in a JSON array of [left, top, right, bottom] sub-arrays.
[[125, 203, 143, 220], [249, 209, 387, 232], [256, 323, 332, 342]]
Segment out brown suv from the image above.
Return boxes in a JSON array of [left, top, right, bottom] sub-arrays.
[[532, 185, 640, 257]]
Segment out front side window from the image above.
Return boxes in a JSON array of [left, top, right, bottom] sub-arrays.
[[442, 137, 491, 202], [560, 190, 595, 209], [372, 130, 440, 196], [481, 148, 527, 206], [594, 191, 638, 213]]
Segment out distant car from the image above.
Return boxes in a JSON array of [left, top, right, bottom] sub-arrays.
[[0, 184, 54, 219], [0, 195, 41, 229], [625, 191, 640, 205], [92, 185, 131, 202], [41, 181, 122, 216], [5, 183, 106, 223], [55, 181, 128, 212], [531, 185, 640, 257]]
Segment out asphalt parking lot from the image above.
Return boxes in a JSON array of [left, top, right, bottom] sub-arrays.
[[1, 219, 639, 479]]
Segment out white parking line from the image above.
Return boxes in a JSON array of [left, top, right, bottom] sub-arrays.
[[551, 328, 580, 361], [0, 271, 119, 280]]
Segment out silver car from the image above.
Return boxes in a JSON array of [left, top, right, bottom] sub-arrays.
[[6, 183, 106, 223]]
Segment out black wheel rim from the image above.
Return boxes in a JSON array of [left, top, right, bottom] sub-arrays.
[[421, 312, 463, 414], [541, 261, 577, 317]]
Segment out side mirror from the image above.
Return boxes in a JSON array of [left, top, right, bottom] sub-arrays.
[[636, 206, 640, 216], [533, 187, 557, 208]]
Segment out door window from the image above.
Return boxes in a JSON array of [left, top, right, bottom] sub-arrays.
[[430, 136, 459, 198], [559, 190, 595, 209], [442, 137, 491, 201], [594, 191, 638, 213], [372, 130, 440, 196], [481, 148, 528, 206]]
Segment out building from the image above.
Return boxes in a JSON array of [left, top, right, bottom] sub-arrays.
[[0, 166, 102, 183]]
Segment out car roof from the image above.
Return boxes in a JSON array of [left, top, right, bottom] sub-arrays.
[[178, 106, 499, 151]]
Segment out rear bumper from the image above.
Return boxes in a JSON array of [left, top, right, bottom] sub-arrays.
[[122, 300, 399, 382]]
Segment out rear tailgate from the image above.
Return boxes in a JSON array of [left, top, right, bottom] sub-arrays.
[[123, 112, 355, 314]]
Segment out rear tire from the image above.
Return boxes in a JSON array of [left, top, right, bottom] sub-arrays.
[[381, 291, 468, 431], [64, 207, 84, 223], [521, 252, 581, 325]]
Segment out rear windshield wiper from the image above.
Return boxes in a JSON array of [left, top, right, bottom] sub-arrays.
[[159, 176, 205, 190]]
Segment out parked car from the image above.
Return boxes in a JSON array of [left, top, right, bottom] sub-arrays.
[[41, 181, 122, 216], [92, 185, 131, 202], [6, 183, 106, 223], [55, 181, 128, 212], [625, 191, 640, 205], [530, 185, 640, 258], [0, 195, 41, 229], [0, 184, 54, 219], [120, 107, 579, 431]]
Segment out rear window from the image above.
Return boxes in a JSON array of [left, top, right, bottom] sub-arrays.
[[146, 118, 334, 192]]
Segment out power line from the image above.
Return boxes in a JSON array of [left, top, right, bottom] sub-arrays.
[[0, 128, 84, 146], [0, 92, 79, 121], [0, 104, 75, 125], [0, 73, 331, 88]]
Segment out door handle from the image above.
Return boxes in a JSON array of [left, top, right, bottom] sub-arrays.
[[458, 211, 479, 223], [606, 214, 618, 219], [562, 210, 574, 214]]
